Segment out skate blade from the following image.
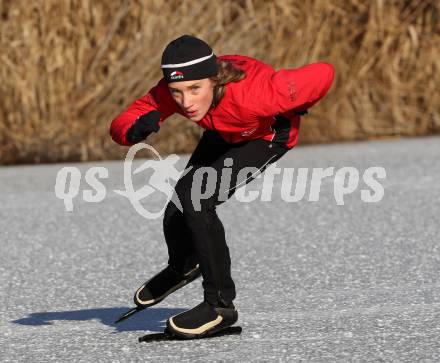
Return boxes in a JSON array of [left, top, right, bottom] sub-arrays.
[[115, 306, 144, 324], [138, 326, 242, 343]]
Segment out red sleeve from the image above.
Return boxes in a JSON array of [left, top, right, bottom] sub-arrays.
[[109, 78, 178, 146], [250, 62, 335, 117]]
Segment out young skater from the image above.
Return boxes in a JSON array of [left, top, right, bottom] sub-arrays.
[[110, 34, 334, 338]]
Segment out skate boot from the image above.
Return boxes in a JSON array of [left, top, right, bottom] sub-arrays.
[[165, 299, 238, 339], [134, 263, 201, 308]]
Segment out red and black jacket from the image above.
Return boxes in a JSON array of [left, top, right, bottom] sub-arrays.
[[110, 54, 335, 149]]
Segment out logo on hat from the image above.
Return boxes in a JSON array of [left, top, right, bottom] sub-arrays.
[[170, 70, 184, 80]]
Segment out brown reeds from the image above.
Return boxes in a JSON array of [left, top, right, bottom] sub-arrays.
[[0, 0, 439, 165]]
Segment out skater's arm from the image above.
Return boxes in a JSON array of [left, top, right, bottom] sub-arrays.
[[109, 78, 178, 146], [250, 62, 335, 117]]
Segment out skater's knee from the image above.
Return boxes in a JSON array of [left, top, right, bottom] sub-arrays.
[[171, 175, 221, 226], [183, 198, 218, 227]]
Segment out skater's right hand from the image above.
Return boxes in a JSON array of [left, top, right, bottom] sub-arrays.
[[126, 110, 161, 143]]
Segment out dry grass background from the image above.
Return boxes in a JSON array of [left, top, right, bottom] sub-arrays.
[[0, 0, 439, 165]]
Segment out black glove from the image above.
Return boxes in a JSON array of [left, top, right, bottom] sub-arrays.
[[126, 110, 161, 143]]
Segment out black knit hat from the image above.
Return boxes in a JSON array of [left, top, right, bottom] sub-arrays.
[[161, 35, 218, 83]]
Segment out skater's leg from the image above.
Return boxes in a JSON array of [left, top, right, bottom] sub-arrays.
[[175, 137, 288, 306], [131, 131, 232, 310], [163, 202, 197, 274], [162, 130, 232, 274], [165, 138, 287, 336]]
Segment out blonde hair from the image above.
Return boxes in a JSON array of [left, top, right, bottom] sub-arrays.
[[209, 60, 246, 108]]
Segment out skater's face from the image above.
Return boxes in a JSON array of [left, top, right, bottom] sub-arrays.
[[168, 78, 214, 121]]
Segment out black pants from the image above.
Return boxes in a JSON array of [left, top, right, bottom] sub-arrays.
[[162, 130, 289, 305]]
